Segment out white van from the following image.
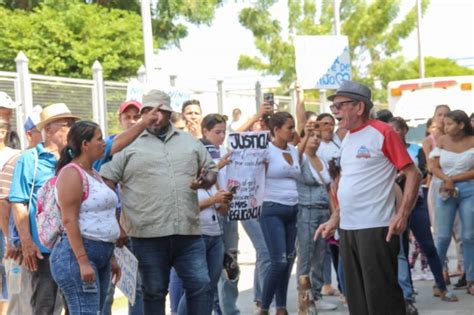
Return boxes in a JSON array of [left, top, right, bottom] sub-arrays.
[[387, 76, 474, 143]]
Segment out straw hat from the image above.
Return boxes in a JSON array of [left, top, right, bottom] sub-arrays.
[[36, 103, 80, 131]]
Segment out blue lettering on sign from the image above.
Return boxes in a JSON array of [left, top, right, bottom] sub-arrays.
[[316, 47, 352, 89]]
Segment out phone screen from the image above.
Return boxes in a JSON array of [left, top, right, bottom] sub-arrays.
[[263, 93, 274, 105]]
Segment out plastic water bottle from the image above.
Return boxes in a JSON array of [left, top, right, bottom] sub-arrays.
[[9, 260, 21, 294]]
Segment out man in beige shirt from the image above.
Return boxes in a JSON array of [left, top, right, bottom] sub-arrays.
[[100, 90, 217, 315]]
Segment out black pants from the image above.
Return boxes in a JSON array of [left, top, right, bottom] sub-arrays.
[[340, 227, 406, 315], [30, 253, 64, 315]]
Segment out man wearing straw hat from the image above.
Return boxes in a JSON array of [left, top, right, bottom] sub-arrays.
[[9, 103, 79, 314]]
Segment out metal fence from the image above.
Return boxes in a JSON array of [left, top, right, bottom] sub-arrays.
[[2, 51, 305, 148], [2, 52, 129, 148]]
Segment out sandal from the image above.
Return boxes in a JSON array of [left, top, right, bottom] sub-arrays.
[[432, 285, 442, 297], [468, 282, 474, 295], [440, 290, 458, 302]]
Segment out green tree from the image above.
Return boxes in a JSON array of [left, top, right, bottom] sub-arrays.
[[238, 0, 430, 98], [1, 0, 223, 50], [0, 0, 223, 79], [0, 2, 144, 80]]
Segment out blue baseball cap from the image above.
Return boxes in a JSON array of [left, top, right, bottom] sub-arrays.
[[24, 105, 43, 131]]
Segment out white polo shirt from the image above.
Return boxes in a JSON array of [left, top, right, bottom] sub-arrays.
[[338, 120, 413, 230]]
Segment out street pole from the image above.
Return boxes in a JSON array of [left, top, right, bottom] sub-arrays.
[[334, 0, 341, 36], [320, 0, 341, 114], [141, 0, 155, 83], [416, 0, 425, 78]]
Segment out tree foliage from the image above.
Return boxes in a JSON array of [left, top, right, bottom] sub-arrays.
[[0, 2, 144, 80], [0, 0, 223, 80], [238, 0, 432, 96]]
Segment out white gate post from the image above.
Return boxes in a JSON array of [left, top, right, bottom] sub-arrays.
[[92, 60, 107, 135], [217, 80, 224, 114], [15, 51, 33, 149]]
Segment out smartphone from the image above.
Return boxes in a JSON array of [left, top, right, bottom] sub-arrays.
[[82, 281, 98, 293], [263, 92, 274, 105], [196, 169, 208, 182], [229, 185, 238, 194]]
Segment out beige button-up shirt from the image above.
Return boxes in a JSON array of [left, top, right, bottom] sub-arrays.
[[100, 127, 217, 238]]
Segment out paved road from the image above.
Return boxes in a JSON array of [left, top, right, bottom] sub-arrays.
[[113, 224, 473, 314]]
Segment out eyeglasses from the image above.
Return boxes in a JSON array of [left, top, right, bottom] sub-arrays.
[[330, 100, 358, 111]]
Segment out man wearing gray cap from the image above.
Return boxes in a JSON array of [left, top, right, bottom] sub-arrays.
[[100, 90, 218, 315], [316, 81, 421, 314]]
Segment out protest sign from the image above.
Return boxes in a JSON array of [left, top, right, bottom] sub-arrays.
[[226, 131, 269, 221], [167, 89, 191, 112], [126, 79, 144, 103], [294, 35, 351, 89], [114, 246, 138, 305]]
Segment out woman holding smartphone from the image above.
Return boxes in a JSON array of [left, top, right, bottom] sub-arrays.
[[173, 114, 234, 315], [430, 110, 474, 296], [260, 112, 300, 315]]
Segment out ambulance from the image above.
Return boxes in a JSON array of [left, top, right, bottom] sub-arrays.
[[387, 76, 474, 143]]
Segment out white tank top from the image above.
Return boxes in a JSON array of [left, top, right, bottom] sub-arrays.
[[79, 171, 120, 243], [430, 147, 474, 177]]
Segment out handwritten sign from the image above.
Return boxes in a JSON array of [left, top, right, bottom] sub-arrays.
[[226, 131, 269, 221], [126, 79, 144, 103], [167, 89, 191, 112], [294, 35, 351, 89], [114, 246, 138, 305]]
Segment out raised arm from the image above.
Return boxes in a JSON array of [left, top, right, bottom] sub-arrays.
[[295, 82, 307, 134], [109, 106, 162, 156], [297, 122, 314, 162], [236, 103, 274, 132]]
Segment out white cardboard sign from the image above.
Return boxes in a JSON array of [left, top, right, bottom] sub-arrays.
[[114, 246, 138, 305], [294, 35, 351, 89]]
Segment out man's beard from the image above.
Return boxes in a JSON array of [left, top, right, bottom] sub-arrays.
[[147, 121, 171, 137]]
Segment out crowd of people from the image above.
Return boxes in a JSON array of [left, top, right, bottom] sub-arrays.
[[0, 79, 471, 315]]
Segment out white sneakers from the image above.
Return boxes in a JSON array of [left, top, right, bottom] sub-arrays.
[[315, 299, 338, 311], [412, 269, 434, 281]]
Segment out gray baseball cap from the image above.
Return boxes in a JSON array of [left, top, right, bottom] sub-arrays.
[[141, 90, 173, 113], [327, 80, 374, 109]]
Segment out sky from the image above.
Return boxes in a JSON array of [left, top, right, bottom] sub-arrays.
[[154, 0, 474, 91]]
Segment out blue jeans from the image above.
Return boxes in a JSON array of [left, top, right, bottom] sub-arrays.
[[435, 180, 474, 281], [130, 235, 210, 315], [323, 246, 332, 285], [296, 205, 330, 300], [409, 195, 447, 291], [50, 237, 114, 315], [217, 216, 240, 315], [169, 268, 183, 313], [178, 235, 224, 315], [398, 229, 414, 301], [241, 219, 271, 303], [259, 202, 298, 310], [337, 256, 345, 295]]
